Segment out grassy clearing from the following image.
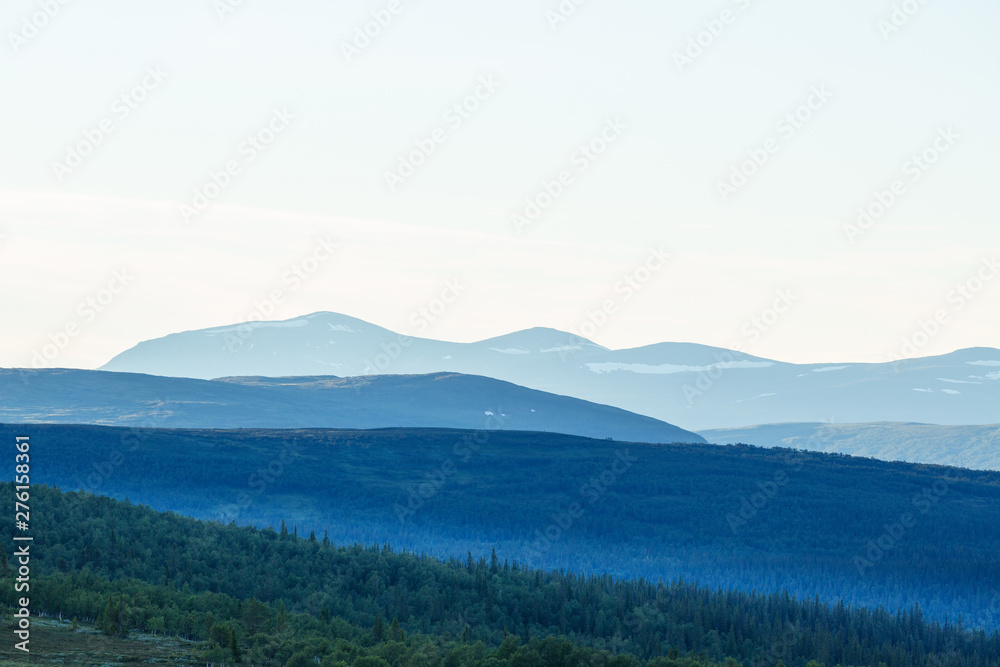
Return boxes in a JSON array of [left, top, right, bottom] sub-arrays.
[[0, 617, 201, 666]]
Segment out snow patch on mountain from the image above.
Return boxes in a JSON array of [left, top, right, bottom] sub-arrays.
[[585, 361, 774, 375], [735, 393, 777, 403], [205, 319, 309, 334]]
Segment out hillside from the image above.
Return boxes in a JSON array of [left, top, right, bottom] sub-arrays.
[[4, 423, 999, 629], [98, 312, 1000, 429], [3, 483, 999, 666], [700, 422, 1000, 471], [0, 368, 703, 444]]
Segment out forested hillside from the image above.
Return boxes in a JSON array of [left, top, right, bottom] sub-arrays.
[[3, 484, 999, 666], [4, 424, 1000, 629]]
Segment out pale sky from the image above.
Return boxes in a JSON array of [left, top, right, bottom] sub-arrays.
[[2, 0, 998, 369]]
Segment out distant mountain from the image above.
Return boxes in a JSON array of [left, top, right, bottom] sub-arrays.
[[100, 311, 1000, 429], [700, 422, 1000, 471], [0, 368, 704, 444]]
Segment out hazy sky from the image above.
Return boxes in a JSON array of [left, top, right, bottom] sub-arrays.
[[2, 0, 998, 369]]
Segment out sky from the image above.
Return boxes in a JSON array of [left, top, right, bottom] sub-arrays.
[[2, 0, 998, 369]]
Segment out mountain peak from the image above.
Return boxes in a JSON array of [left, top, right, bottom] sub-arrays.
[[473, 327, 607, 353]]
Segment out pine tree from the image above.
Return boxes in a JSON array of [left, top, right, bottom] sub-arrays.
[[373, 613, 385, 641]]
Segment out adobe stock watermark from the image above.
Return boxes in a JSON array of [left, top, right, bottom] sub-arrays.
[[877, 0, 930, 40], [51, 66, 168, 183], [360, 278, 468, 376], [511, 117, 628, 234], [394, 412, 506, 524], [672, 0, 755, 73], [8, 0, 74, 53], [27, 269, 134, 369], [62, 406, 171, 508], [221, 235, 340, 353], [716, 85, 833, 203], [340, 0, 411, 63], [555, 246, 671, 362], [179, 107, 295, 223], [214, 0, 247, 20], [545, 0, 591, 31], [217, 438, 303, 523], [887, 255, 998, 369], [844, 127, 959, 244], [682, 288, 798, 406], [522, 449, 637, 567], [384, 76, 501, 192], [726, 439, 828, 533], [853, 477, 949, 574]]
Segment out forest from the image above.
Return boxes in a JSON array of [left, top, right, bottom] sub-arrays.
[[2, 483, 999, 666], [3, 423, 999, 629]]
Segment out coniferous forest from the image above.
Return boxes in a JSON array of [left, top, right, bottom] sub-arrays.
[[2, 483, 999, 666], [5, 424, 999, 631]]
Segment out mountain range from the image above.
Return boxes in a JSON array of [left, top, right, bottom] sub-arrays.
[[100, 311, 1000, 430]]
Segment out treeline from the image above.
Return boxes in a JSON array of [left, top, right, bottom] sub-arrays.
[[2, 483, 999, 666]]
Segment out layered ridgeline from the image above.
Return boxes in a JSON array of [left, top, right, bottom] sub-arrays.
[[4, 424, 999, 630], [98, 312, 1000, 430], [0, 368, 703, 444], [700, 422, 1000, 471], [2, 484, 999, 667]]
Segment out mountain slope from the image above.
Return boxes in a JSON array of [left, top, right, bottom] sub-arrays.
[[0, 368, 704, 443], [4, 423, 999, 629], [99, 312, 1000, 429], [5, 482, 999, 666], [700, 421, 1000, 471]]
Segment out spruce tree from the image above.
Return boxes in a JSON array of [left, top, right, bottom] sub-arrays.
[[229, 627, 242, 663], [277, 601, 287, 632]]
